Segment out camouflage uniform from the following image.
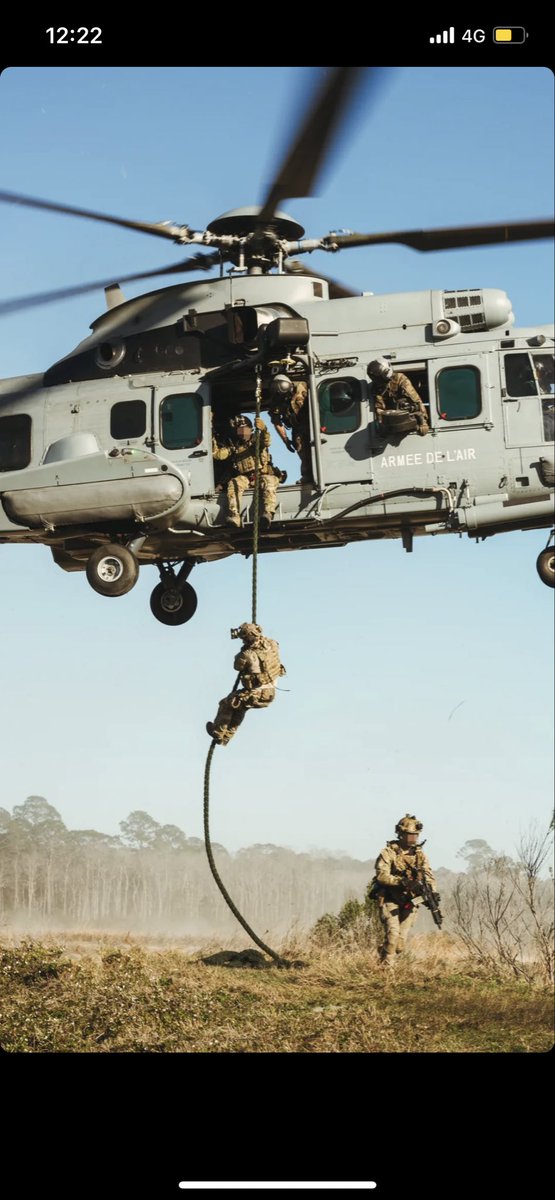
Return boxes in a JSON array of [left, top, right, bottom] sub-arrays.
[[372, 823, 437, 964], [270, 381, 311, 483], [213, 418, 279, 527], [207, 623, 286, 746], [374, 372, 430, 436]]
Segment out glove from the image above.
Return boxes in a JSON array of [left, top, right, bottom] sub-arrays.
[[432, 892, 441, 904], [254, 416, 266, 431]]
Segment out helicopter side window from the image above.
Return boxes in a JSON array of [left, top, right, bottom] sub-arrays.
[[0, 414, 32, 471], [318, 378, 361, 434], [110, 400, 147, 440], [505, 353, 537, 398], [436, 366, 481, 421], [160, 393, 202, 450]]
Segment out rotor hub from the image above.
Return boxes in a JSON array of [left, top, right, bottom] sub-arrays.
[[207, 206, 305, 241]]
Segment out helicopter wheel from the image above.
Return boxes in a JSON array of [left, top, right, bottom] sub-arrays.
[[86, 543, 139, 597], [536, 548, 555, 588], [150, 581, 198, 625]]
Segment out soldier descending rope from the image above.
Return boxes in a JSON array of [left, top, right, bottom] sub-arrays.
[[206, 622, 286, 746]]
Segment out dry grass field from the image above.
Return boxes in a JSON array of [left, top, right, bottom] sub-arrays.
[[0, 930, 552, 1052]]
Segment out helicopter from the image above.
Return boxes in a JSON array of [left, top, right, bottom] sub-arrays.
[[0, 67, 553, 626]]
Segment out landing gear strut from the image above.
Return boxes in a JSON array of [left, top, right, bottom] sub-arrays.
[[150, 560, 198, 625]]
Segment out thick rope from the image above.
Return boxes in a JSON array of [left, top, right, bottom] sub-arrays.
[[251, 367, 262, 624], [202, 367, 292, 968], [203, 742, 289, 966]]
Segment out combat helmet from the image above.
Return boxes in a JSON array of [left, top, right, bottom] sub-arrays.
[[231, 622, 262, 641], [395, 814, 423, 837], [367, 358, 393, 382], [233, 414, 253, 431], [269, 374, 294, 400]]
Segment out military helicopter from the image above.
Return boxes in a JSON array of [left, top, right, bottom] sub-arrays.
[[0, 68, 553, 625]]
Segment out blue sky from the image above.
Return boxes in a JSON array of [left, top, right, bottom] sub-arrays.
[[0, 67, 553, 872]]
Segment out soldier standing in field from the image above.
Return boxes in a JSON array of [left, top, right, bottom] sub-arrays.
[[368, 358, 430, 436], [212, 414, 282, 531], [369, 814, 440, 966], [206, 622, 286, 746]]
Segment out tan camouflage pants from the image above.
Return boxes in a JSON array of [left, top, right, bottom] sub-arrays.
[[226, 473, 279, 520], [292, 428, 312, 482], [379, 898, 420, 964], [210, 684, 275, 744]]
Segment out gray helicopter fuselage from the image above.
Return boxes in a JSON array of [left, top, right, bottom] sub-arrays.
[[0, 273, 553, 574]]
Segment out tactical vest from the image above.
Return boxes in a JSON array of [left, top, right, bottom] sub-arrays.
[[387, 840, 425, 873], [239, 637, 285, 687], [378, 374, 421, 412], [230, 438, 272, 476]]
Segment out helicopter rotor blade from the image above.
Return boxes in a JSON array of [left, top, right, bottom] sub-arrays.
[[258, 67, 374, 222], [323, 218, 555, 253], [0, 252, 222, 316], [283, 259, 358, 300], [0, 189, 190, 243]]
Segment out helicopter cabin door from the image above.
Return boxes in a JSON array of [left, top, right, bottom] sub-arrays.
[[151, 384, 214, 497], [427, 354, 497, 481], [316, 374, 373, 483]]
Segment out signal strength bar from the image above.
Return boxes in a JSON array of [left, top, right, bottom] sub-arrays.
[[429, 27, 455, 43]]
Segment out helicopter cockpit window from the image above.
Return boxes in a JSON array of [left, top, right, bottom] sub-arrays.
[[160, 393, 202, 450], [534, 353, 555, 441], [318, 378, 361, 434], [110, 400, 147, 440], [436, 366, 481, 421], [0, 414, 31, 472], [504, 351, 554, 440], [505, 353, 537, 397]]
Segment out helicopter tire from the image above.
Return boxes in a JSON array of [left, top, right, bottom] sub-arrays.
[[86, 543, 139, 597], [536, 548, 555, 588], [150, 581, 198, 625]]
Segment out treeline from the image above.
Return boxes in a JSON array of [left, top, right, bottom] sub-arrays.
[[0, 797, 375, 933]]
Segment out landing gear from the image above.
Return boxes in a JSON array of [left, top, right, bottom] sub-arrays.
[[150, 560, 198, 625], [536, 537, 555, 588], [86, 543, 139, 597]]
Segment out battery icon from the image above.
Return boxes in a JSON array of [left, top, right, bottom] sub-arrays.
[[493, 26, 526, 42]]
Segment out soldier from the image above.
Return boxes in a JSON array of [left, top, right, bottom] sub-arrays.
[[367, 358, 430, 436], [212, 414, 281, 531], [269, 376, 312, 484], [369, 814, 439, 966], [206, 622, 286, 746]]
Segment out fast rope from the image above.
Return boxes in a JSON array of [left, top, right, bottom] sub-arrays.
[[203, 366, 291, 968]]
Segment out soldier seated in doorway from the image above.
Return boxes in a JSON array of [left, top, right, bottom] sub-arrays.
[[368, 358, 430, 436], [212, 414, 285, 531], [206, 622, 286, 746]]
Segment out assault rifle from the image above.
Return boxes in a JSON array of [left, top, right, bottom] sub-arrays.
[[402, 867, 443, 929]]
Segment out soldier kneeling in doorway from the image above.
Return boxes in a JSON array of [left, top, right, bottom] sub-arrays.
[[368, 358, 430, 436], [206, 623, 286, 746]]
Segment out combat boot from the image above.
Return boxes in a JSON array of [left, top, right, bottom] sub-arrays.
[[260, 514, 272, 532], [226, 514, 242, 528], [206, 722, 224, 745]]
